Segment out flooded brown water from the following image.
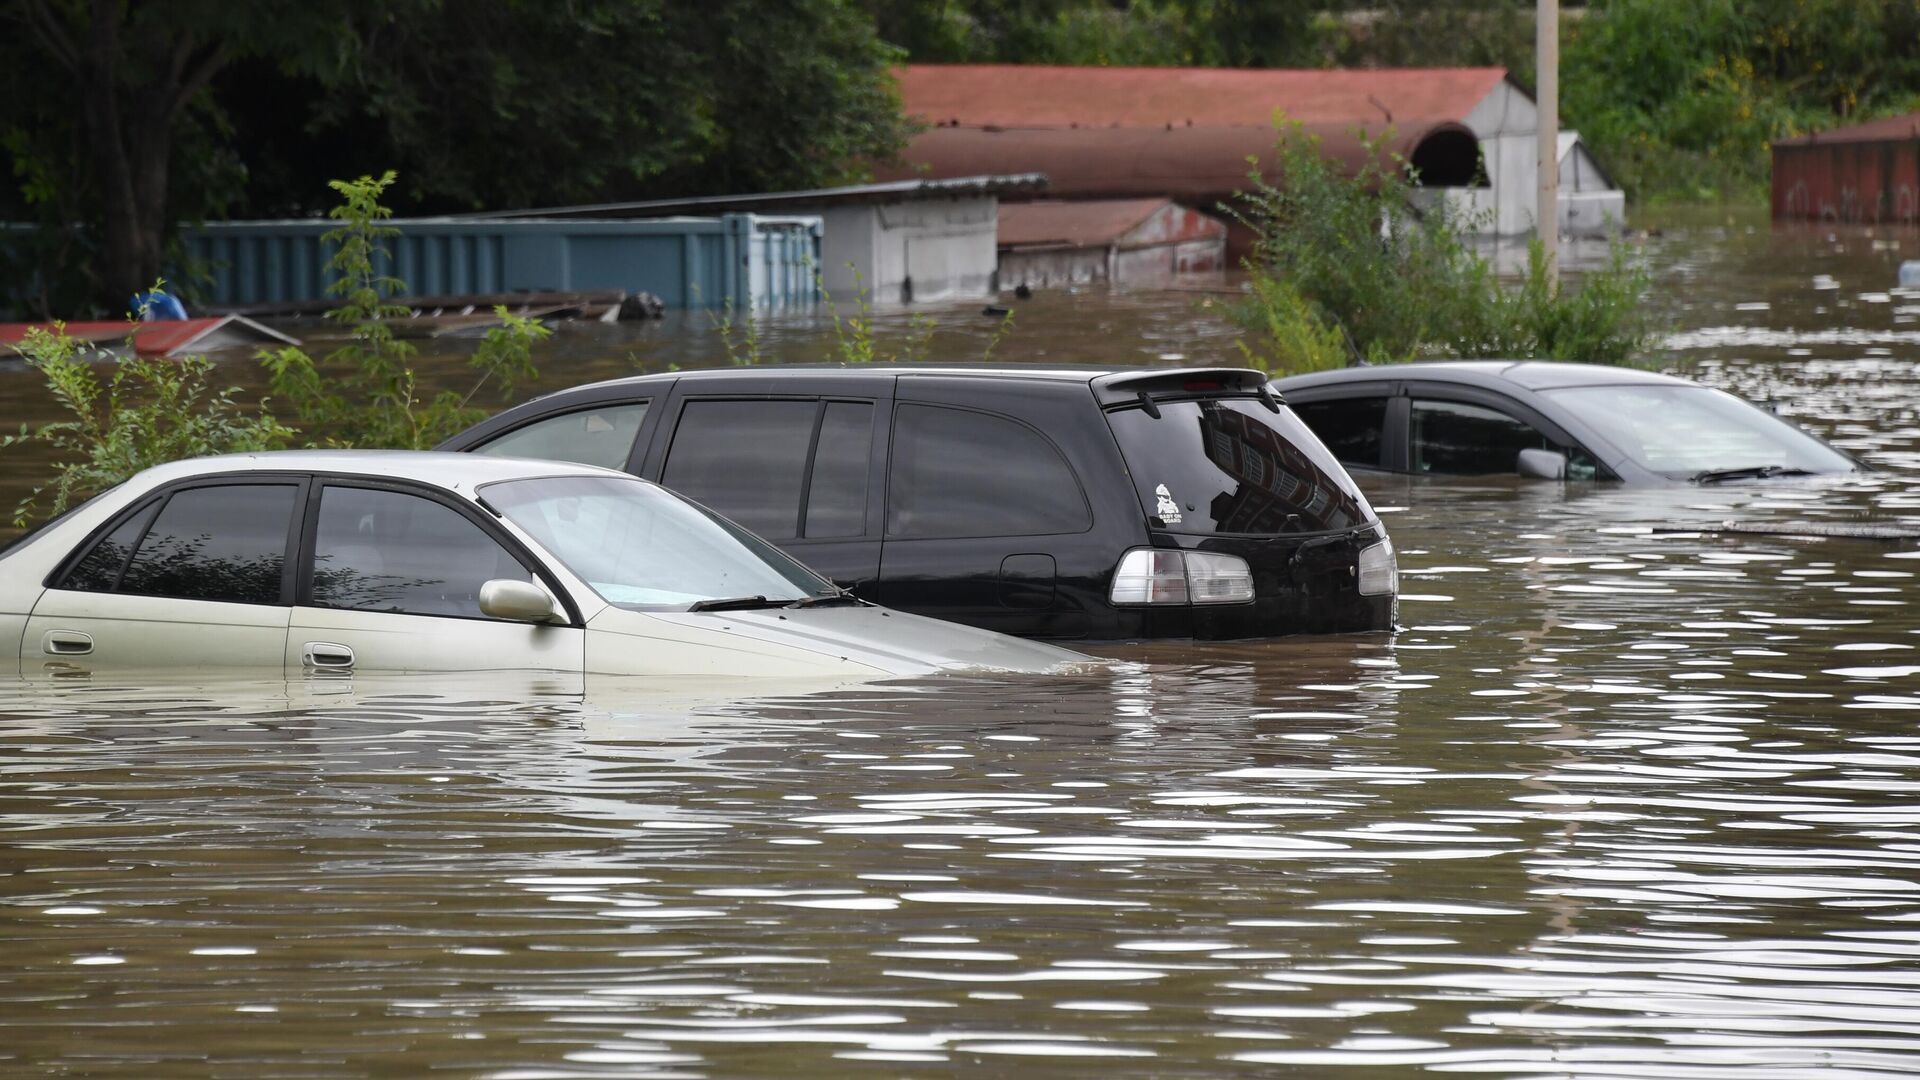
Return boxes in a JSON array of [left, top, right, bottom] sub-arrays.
[[9, 217, 1920, 1076]]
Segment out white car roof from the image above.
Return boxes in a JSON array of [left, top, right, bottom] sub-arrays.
[[131, 450, 630, 494]]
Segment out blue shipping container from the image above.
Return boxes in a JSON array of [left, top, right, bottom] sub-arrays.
[[181, 214, 821, 310]]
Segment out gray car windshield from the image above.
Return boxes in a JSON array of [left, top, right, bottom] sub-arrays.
[[480, 475, 836, 610], [1544, 384, 1856, 479], [1106, 396, 1376, 534]]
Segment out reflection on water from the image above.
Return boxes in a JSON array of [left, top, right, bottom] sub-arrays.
[[10, 221, 1920, 1074]]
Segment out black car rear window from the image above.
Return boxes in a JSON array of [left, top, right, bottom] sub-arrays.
[[1106, 397, 1375, 535]]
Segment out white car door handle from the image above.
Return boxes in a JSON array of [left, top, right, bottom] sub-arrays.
[[43, 630, 93, 656], [302, 641, 355, 670]]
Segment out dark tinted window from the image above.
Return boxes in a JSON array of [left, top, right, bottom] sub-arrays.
[[1107, 399, 1373, 535], [1291, 397, 1388, 468], [310, 486, 529, 619], [663, 400, 814, 538], [60, 503, 159, 592], [887, 405, 1089, 539], [804, 402, 872, 539], [1411, 399, 1555, 475], [474, 402, 648, 470], [118, 485, 298, 605]]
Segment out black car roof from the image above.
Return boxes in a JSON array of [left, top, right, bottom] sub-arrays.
[[1274, 360, 1691, 393], [527, 364, 1269, 400]]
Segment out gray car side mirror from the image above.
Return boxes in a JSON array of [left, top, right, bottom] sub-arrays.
[[479, 579, 563, 623], [1516, 448, 1569, 480]]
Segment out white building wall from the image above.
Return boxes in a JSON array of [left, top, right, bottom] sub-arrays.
[[818, 196, 1000, 305], [1453, 83, 1624, 236]]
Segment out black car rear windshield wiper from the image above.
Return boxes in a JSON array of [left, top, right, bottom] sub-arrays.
[[686, 595, 787, 612], [1691, 464, 1819, 484], [788, 592, 863, 609]]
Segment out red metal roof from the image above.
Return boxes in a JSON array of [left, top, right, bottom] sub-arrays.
[[0, 316, 295, 357], [997, 199, 1226, 250], [874, 121, 1475, 202], [896, 64, 1511, 130], [1774, 112, 1920, 147], [878, 64, 1495, 201]]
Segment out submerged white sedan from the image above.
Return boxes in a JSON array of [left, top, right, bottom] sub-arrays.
[[0, 452, 1091, 679]]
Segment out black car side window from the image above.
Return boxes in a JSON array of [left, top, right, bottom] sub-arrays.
[[474, 402, 648, 470], [804, 402, 873, 539], [114, 484, 300, 605], [58, 502, 160, 593], [309, 486, 530, 619], [662, 400, 816, 539], [887, 404, 1090, 539], [1411, 398, 1596, 478], [1291, 397, 1389, 468]]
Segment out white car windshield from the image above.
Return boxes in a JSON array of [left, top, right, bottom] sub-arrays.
[[480, 475, 836, 609], [1545, 384, 1857, 479]]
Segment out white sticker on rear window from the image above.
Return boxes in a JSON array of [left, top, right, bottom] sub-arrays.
[[1154, 484, 1183, 524]]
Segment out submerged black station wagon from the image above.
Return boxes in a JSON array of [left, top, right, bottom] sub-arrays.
[[441, 367, 1397, 641]]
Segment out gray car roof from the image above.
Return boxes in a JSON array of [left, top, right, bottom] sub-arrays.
[[1273, 360, 1690, 393]]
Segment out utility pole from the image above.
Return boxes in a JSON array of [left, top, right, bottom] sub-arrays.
[[1537, 0, 1560, 280]]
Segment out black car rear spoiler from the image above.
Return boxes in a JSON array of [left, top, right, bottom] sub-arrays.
[[1091, 368, 1283, 412]]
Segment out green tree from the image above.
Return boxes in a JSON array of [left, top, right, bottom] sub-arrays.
[[1, 0, 912, 313], [2, 0, 348, 314], [1233, 124, 1659, 372], [1563, 0, 1920, 201], [866, 0, 1326, 68]]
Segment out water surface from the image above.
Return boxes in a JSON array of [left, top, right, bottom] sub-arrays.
[[7, 220, 1920, 1075]]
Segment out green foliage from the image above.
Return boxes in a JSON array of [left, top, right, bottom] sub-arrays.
[[867, 0, 1328, 67], [1322, 2, 1535, 76], [1233, 274, 1350, 376], [1233, 124, 1660, 375], [3, 1, 914, 313], [260, 171, 549, 449], [1565, 0, 1920, 202], [0, 325, 293, 526]]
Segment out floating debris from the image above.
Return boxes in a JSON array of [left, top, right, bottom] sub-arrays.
[[1654, 520, 1920, 542]]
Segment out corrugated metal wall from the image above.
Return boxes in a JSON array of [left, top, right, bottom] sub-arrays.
[[1773, 140, 1920, 224], [182, 214, 822, 309]]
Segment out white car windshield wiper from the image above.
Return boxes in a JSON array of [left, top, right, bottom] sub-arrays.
[[1691, 464, 1818, 484], [686, 595, 788, 612]]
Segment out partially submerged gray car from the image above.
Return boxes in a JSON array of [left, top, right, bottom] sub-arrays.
[[0, 452, 1091, 679], [1275, 361, 1864, 484]]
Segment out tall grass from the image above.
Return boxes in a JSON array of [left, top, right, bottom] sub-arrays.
[[1231, 124, 1663, 376]]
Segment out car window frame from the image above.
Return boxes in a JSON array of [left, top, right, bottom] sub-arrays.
[[658, 394, 884, 544], [292, 475, 586, 627], [884, 401, 1095, 541], [45, 473, 312, 606], [1281, 388, 1397, 471], [467, 399, 654, 472], [1395, 382, 1615, 479]]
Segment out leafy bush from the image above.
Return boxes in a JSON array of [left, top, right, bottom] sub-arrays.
[[0, 325, 293, 525], [1232, 124, 1661, 376], [1564, 0, 1920, 202], [2, 171, 551, 527], [257, 172, 548, 448]]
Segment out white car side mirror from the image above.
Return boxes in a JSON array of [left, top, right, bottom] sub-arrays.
[[1516, 448, 1569, 480], [479, 579, 562, 623]]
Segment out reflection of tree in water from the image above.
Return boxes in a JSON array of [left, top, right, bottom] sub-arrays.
[[119, 532, 285, 605], [66, 536, 137, 591], [310, 554, 447, 613]]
